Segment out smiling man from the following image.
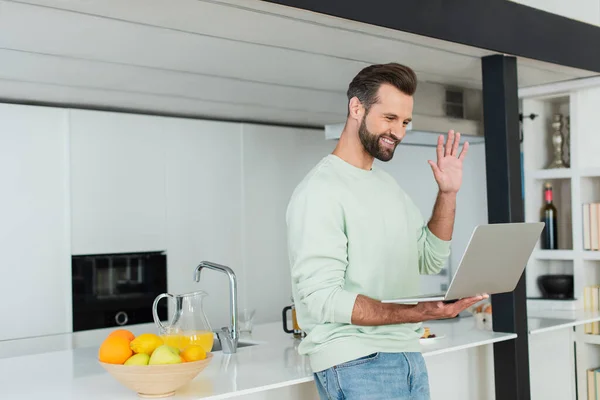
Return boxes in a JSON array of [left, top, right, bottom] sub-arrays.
[[286, 63, 486, 399]]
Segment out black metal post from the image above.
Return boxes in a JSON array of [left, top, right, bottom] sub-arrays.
[[481, 54, 530, 400]]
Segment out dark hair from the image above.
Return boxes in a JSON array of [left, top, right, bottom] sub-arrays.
[[346, 63, 417, 112]]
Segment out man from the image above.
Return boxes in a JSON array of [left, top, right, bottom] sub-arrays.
[[285, 63, 487, 399]]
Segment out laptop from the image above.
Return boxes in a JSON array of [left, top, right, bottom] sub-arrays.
[[382, 222, 545, 304]]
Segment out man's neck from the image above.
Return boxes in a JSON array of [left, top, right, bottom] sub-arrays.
[[332, 125, 374, 171]]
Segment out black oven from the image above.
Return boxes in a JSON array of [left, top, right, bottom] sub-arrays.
[[71, 251, 168, 332]]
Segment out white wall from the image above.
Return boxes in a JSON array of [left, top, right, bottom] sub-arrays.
[[376, 143, 489, 294]]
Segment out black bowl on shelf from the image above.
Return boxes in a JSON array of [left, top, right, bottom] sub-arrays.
[[537, 274, 574, 299]]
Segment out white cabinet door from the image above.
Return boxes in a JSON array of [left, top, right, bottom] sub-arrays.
[[241, 124, 335, 323], [164, 118, 243, 330], [0, 103, 72, 341], [70, 110, 166, 255], [529, 328, 576, 400]]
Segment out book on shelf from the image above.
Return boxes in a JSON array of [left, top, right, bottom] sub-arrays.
[[587, 368, 600, 400], [583, 203, 600, 251], [588, 367, 600, 400], [585, 285, 600, 335]]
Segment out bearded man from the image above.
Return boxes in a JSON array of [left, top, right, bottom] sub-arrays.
[[286, 63, 486, 399]]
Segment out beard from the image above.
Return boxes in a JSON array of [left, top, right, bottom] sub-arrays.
[[357, 116, 400, 162]]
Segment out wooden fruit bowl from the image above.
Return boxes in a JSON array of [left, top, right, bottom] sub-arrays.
[[99, 353, 213, 398]]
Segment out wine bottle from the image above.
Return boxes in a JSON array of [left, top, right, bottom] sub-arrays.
[[541, 182, 558, 249]]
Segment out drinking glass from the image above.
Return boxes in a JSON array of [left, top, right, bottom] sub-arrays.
[[238, 308, 256, 335]]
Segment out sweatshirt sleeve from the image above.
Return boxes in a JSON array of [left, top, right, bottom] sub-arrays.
[[286, 183, 357, 325], [407, 196, 452, 275]]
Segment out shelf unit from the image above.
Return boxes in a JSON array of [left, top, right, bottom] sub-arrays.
[[583, 252, 600, 261], [582, 168, 600, 178], [520, 81, 600, 400], [583, 334, 600, 345], [529, 168, 574, 180], [534, 250, 575, 261]]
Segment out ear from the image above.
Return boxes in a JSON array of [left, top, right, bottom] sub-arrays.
[[348, 97, 365, 121]]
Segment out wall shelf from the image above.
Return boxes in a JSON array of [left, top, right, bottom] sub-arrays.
[[582, 334, 600, 345], [583, 251, 600, 261], [581, 168, 600, 178], [529, 168, 573, 180], [535, 250, 575, 260]]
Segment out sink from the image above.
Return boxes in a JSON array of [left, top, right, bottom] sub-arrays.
[[211, 340, 258, 352]]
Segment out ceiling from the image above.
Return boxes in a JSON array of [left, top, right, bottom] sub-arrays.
[[0, 0, 597, 127]]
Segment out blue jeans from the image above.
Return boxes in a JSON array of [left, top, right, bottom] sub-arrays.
[[314, 352, 430, 400]]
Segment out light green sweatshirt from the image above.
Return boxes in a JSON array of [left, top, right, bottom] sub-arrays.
[[286, 154, 451, 372]]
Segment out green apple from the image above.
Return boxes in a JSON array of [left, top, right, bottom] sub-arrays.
[[148, 345, 182, 365], [124, 353, 150, 366]]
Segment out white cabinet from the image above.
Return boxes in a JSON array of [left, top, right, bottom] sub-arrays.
[[241, 123, 334, 323], [164, 118, 243, 330], [529, 329, 577, 400], [69, 110, 167, 255], [0, 103, 71, 341]]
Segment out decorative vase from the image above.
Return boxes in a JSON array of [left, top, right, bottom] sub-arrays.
[[546, 113, 567, 169], [563, 115, 570, 168]]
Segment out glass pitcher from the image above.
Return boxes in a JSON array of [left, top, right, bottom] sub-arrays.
[[152, 290, 214, 353]]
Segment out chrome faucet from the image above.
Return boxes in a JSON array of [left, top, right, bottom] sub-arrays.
[[194, 261, 239, 354]]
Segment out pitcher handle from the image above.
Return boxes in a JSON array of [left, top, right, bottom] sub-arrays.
[[153, 293, 173, 333]]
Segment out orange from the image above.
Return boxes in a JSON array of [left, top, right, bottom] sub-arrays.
[[181, 345, 207, 362], [107, 329, 135, 342], [99, 336, 133, 364]]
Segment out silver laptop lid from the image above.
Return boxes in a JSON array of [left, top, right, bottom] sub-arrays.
[[444, 222, 544, 300]]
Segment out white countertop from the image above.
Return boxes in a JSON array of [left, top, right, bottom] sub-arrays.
[[0, 317, 516, 399], [528, 309, 600, 335]]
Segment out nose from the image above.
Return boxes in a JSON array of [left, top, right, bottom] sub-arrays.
[[392, 129, 405, 142]]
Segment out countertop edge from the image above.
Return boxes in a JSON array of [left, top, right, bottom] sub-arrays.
[[421, 333, 517, 357], [527, 310, 600, 335], [199, 377, 315, 400]]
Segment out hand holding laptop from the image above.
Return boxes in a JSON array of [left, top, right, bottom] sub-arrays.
[[413, 293, 489, 321]]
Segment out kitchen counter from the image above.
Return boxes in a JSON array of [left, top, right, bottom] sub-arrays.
[[528, 309, 600, 335], [0, 317, 516, 399]]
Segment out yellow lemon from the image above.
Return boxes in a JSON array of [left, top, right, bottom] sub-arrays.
[[181, 345, 207, 362], [130, 333, 163, 355]]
